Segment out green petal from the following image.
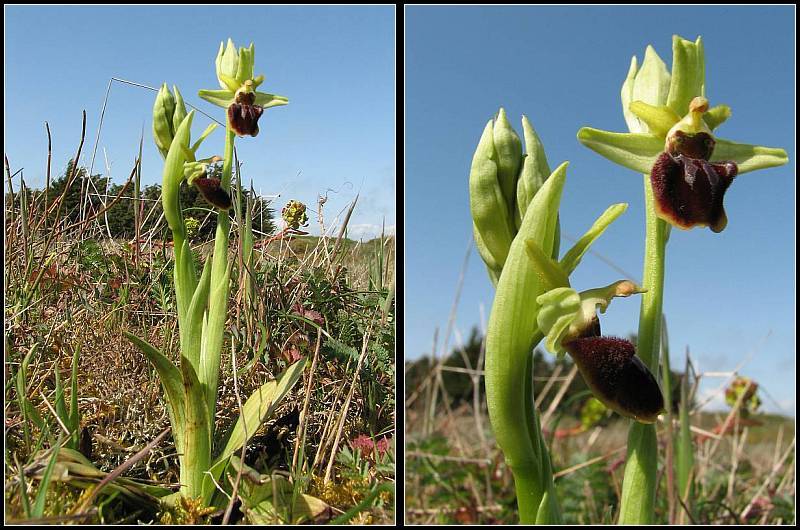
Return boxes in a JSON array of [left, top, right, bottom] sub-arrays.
[[254, 92, 289, 108], [198, 89, 235, 108], [628, 101, 680, 138], [218, 73, 240, 93], [666, 35, 705, 117], [577, 128, 662, 174], [560, 203, 628, 276], [536, 287, 581, 355], [703, 104, 731, 131], [712, 138, 789, 174]]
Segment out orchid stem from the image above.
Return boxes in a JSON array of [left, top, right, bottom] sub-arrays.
[[618, 174, 668, 524]]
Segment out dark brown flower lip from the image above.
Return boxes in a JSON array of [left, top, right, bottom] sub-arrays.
[[650, 151, 738, 233], [227, 101, 264, 137], [564, 336, 665, 424], [193, 177, 232, 210]]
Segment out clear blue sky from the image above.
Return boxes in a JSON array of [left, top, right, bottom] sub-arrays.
[[405, 6, 795, 415], [5, 5, 395, 239]]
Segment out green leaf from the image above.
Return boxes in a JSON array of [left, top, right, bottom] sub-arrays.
[[559, 203, 628, 276], [576, 128, 662, 174], [184, 257, 212, 374], [68, 345, 81, 448], [711, 138, 789, 174], [33, 439, 63, 517], [215, 359, 307, 464], [123, 332, 185, 471], [666, 36, 705, 117], [162, 111, 194, 242], [202, 359, 306, 504]]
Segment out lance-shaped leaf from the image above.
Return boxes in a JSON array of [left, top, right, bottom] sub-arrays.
[[576, 128, 662, 174], [202, 359, 307, 503], [161, 111, 194, 242], [123, 332, 185, 470]]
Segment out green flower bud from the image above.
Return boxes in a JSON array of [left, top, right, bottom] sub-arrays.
[[153, 84, 189, 159]]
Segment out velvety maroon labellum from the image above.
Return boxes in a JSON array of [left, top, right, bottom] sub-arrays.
[[194, 177, 232, 210], [227, 102, 264, 137], [564, 336, 665, 424], [667, 130, 716, 160], [650, 151, 738, 233]]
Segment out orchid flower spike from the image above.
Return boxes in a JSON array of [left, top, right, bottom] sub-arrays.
[[577, 35, 788, 232], [198, 39, 289, 137]]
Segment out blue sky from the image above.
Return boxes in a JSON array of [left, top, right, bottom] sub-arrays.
[[405, 6, 795, 415], [5, 5, 395, 239]]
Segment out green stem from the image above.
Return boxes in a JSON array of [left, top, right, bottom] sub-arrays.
[[200, 125, 235, 432], [618, 174, 668, 524]]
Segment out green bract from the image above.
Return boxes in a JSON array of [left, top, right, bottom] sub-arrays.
[[578, 35, 788, 178]]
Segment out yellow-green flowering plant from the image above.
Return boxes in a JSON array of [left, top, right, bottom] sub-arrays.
[[577, 35, 788, 524], [125, 39, 304, 508], [471, 111, 657, 523]]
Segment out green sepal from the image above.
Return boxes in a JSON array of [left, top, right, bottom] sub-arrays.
[[236, 42, 255, 85], [470, 120, 514, 271], [493, 108, 523, 217], [576, 128, 661, 174], [711, 138, 789, 174], [217, 39, 239, 90], [153, 83, 176, 158], [171, 86, 188, 137], [515, 115, 551, 228], [198, 89, 235, 108], [253, 92, 289, 108], [666, 35, 705, 117]]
